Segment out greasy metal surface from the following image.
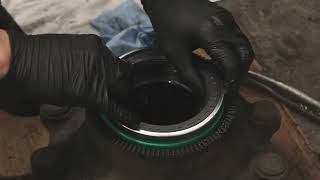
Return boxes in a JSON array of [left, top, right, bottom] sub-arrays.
[[26, 96, 283, 179], [250, 152, 288, 180], [241, 86, 320, 180], [0, 62, 313, 180], [0, 87, 311, 180]]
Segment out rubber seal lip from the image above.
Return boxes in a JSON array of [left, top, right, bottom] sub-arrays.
[[101, 104, 224, 148]]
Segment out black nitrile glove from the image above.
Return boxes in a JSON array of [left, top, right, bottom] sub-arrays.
[[0, 31, 130, 114], [142, 0, 254, 91]]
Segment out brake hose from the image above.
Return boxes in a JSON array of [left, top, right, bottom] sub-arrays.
[[246, 71, 320, 124]]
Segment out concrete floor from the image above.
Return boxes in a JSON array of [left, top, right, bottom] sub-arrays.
[[221, 0, 320, 101]]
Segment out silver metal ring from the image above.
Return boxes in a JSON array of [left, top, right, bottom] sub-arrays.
[[116, 48, 225, 138], [119, 96, 223, 137]]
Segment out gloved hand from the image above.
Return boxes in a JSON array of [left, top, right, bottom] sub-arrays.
[[0, 31, 130, 115], [142, 0, 254, 91]]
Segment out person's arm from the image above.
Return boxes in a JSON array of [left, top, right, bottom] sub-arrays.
[[0, 29, 10, 79], [0, 4, 40, 116]]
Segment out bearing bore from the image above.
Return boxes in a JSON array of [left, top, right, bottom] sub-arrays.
[[99, 49, 238, 159]]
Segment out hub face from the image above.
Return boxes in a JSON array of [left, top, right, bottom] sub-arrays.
[[34, 98, 283, 180]]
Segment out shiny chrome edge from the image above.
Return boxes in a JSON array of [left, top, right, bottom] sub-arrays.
[[117, 48, 225, 137], [118, 95, 224, 137], [119, 48, 147, 60]]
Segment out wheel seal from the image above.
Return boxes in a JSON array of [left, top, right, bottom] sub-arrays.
[[101, 105, 224, 148]]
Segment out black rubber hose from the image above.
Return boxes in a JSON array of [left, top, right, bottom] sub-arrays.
[[246, 71, 320, 124]]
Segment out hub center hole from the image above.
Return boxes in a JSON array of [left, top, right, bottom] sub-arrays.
[[132, 81, 202, 125]]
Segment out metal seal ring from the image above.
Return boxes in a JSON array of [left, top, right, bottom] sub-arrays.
[[101, 48, 225, 141]]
